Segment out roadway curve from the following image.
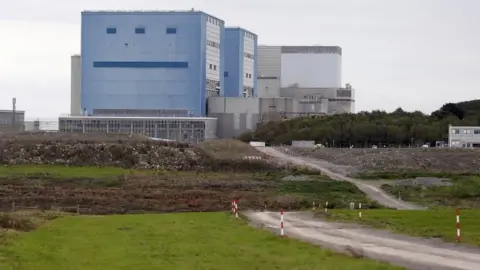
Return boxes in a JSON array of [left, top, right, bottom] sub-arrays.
[[256, 147, 424, 210], [245, 211, 480, 270]]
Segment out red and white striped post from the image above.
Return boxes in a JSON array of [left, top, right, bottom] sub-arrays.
[[456, 208, 461, 242], [234, 200, 239, 219], [280, 209, 284, 237]]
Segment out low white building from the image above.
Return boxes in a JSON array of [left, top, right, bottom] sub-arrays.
[[448, 125, 480, 148]]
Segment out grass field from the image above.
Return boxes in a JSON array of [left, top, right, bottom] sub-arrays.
[[318, 209, 480, 247], [0, 165, 377, 213], [379, 175, 480, 208], [0, 212, 402, 270]]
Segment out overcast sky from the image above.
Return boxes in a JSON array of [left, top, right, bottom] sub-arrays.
[[0, 0, 479, 119]]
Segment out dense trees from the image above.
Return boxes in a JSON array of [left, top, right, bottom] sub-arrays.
[[239, 100, 480, 147]]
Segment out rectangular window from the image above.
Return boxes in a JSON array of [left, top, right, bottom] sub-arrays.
[[451, 129, 459, 134], [135, 27, 146, 34], [106, 27, 116, 34], [474, 129, 480, 134], [166, 27, 177, 34], [224, 71, 229, 77], [213, 65, 217, 70]]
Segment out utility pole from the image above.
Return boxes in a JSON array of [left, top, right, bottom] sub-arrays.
[[12, 98, 16, 131]]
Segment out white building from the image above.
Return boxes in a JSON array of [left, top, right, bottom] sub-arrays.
[[256, 45, 354, 114], [448, 125, 480, 148]]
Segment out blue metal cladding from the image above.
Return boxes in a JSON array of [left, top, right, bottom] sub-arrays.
[[223, 28, 243, 97], [93, 61, 188, 68], [219, 22, 226, 96], [81, 11, 213, 116]]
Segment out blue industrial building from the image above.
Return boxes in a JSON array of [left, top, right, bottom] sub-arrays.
[[223, 27, 258, 97], [81, 11, 225, 117]]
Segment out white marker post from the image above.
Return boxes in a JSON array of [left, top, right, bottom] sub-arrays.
[[358, 203, 362, 218], [313, 201, 316, 210], [325, 201, 329, 213]]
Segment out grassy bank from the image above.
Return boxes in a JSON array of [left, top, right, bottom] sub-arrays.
[[318, 209, 480, 247], [0, 212, 402, 270]]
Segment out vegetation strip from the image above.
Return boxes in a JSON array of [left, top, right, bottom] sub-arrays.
[[0, 212, 403, 270]]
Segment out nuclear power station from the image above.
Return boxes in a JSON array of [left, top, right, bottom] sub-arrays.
[[64, 10, 355, 141]]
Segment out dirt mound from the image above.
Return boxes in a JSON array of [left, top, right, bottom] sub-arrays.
[[0, 174, 312, 214], [0, 133, 284, 172], [290, 147, 480, 174]]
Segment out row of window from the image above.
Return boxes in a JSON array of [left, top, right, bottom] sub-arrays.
[[209, 64, 218, 70], [207, 16, 221, 26], [245, 73, 252, 79], [451, 129, 480, 135], [207, 40, 220, 48], [244, 52, 254, 59], [243, 32, 255, 39], [106, 27, 177, 34]]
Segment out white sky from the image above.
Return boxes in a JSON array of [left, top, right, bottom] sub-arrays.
[[0, 0, 479, 119]]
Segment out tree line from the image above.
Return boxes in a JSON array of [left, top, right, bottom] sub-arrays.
[[238, 100, 480, 147]]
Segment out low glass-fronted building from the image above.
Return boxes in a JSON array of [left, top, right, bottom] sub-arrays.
[[58, 116, 217, 143]]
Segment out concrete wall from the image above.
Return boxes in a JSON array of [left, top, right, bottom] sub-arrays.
[[280, 46, 342, 88], [81, 11, 224, 117], [70, 55, 82, 116]]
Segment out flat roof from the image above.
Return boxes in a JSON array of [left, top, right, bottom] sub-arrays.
[[0, 110, 25, 113], [225, 27, 257, 37], [81, 10, 224, 23], [59, 116, 217, 121]]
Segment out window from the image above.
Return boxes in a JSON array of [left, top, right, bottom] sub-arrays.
[[213, 65, 217, 70], [474, 129, 480, 134], [463, 129, 471, 134], [246, 73, 248, 78], [106, 27, 117, 34], [207, 40, 220, 48], [224, 71, 229, 77], [166, 27, 177, 34], [451, 129, 460, 134], [135, 27, 146, 34], [209, 64, 213, 69]]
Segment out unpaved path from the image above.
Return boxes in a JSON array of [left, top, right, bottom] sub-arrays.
[[257, 147, 424, 210], [245, 211, 480, 270]]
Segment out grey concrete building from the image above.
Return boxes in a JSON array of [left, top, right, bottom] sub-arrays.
[[448, 125, 480, 148], [0, 110, 25, 132]]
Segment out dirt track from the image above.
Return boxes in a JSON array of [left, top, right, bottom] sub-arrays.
[[256, 147, 424, 210], [245, 211, 480, 270]]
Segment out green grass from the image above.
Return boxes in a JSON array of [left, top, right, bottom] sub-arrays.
[[0, 213, 402, 270], [0, 165, 147, 178], [319, 209, 480, 246], [381, 175, 480, 208], [279, 180, 382, 209], [355, 171, 479, 180]]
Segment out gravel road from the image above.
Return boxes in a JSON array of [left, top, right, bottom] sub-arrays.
[[256, 147, 424, 210], [245, 211, 480, 270]]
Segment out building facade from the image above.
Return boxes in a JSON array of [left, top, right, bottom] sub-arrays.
[[58, 116, 218, 143], [70, 55, 82, 116], [448, 125, 480, 148], [0, 110, 25, 132], [256, 45, 354, 114], [223, 27, 258, 97], [81, 11, 225, 117]]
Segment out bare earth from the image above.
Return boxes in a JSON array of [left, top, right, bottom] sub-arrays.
[[251, 147, 480, 269], [256, 147, 424, 210], [245, 211, 480, 270]]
